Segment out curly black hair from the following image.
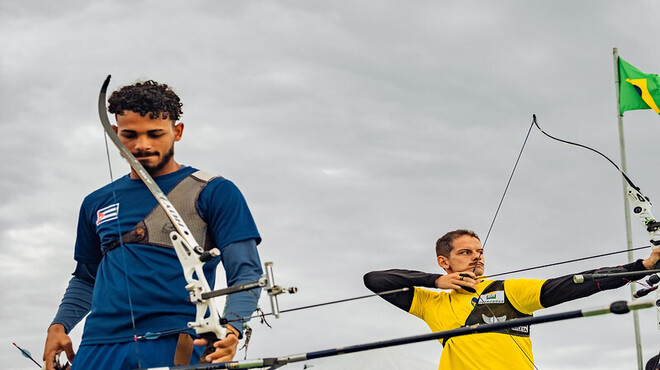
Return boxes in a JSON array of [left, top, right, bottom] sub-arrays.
[[108, 80, 183, 121]]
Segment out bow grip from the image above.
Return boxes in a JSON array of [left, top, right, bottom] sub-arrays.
[[199, 331, 219, 363]]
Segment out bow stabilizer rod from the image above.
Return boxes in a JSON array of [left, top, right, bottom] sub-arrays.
[[573, 268, 660, 283], [142, 300, 652, 370]]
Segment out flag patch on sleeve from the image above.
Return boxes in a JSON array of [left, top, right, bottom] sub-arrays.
[[96, 203, 119, 226]]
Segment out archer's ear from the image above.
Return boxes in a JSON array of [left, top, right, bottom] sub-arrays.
[[437, 255, 450, 270], [112, 125, 118, 134], [174, 122, 184, 141]]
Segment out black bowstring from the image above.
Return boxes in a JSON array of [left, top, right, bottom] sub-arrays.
[[224, 288, 410, 324], [474, 115, 539, 369], [484, 244, 652, 279], [103, 121, 144, 368], [531, 115, 639, 189], [480, 116, 536, 251]]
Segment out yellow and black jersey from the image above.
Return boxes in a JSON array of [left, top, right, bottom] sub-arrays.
[[410, 279, 544, 369], [363, 259, 650, 370]]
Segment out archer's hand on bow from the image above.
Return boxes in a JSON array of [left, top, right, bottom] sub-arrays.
[[435, 272, 482, 291], [193, 325, 240, 363], [43, 324, 74, 370], [642, 247, 660, 270]]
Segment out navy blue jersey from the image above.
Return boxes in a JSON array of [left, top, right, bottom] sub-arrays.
[[74, 166, 261, 345]]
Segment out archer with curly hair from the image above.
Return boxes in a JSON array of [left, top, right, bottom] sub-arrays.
[[44, 79, 263, 369]]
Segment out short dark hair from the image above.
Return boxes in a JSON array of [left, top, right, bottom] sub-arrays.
[[108, 80, 183, 121], [435, 229, 480, 257]]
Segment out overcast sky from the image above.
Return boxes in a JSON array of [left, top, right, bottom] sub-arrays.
[[1, 1, 659, 369]]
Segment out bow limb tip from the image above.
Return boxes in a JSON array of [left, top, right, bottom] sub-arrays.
[[101, 75, 111, 93]]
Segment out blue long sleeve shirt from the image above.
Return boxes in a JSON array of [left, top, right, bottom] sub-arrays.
[[52, 167, 262, 344]]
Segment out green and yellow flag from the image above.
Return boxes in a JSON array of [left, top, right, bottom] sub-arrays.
[[618, 57, 660, 115]]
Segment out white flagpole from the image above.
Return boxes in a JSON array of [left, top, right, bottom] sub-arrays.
[[612, 47, 644, 370]]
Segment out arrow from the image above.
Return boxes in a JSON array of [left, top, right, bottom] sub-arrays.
[[12, 342, 41, 368]]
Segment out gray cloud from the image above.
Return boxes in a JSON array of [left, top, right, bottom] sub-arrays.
[[2, 1, 659, 369]]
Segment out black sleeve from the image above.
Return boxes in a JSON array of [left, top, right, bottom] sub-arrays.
[[540, 259, 649, 308], [363, 269, 442, 312]]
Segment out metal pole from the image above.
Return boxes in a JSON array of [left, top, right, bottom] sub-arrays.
[[612, 47, 644, 370]]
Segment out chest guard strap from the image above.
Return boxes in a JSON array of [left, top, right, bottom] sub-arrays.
[[467, 280, 531, 335], [104, 170, 220, 254], [441, 280, 531, 346]]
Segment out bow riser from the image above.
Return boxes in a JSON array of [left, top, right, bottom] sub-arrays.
[[170, 232, 226, 340], [626, 185, 660, 247]]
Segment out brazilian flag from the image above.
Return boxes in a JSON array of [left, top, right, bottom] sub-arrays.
[[618, 57, 660, 115]]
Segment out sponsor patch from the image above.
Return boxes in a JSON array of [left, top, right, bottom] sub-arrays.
[[482, 314, 507, 324], [96, 203, 119, 226], [511, 325, 529, 334], [478, 290, 505, 304]]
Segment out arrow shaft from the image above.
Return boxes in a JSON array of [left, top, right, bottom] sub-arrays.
[[146, 300, 652, 370]]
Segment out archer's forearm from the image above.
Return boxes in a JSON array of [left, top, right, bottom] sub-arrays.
[[51, 265, 96, 332], [540, 259, 648, 307], [221, 239, 263, 338], [363, 269, 441, 311]]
